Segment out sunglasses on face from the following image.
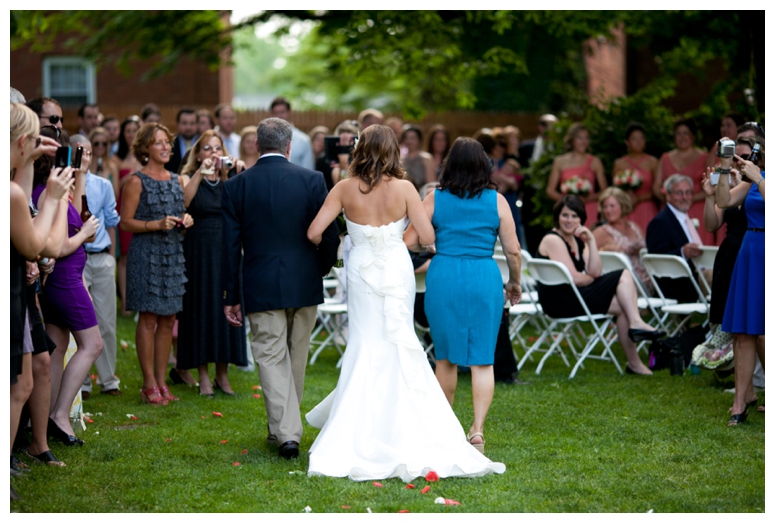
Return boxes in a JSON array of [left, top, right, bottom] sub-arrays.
[[41, 114, 64, 125], [201, 145, 222, 152], [737, 154, 750, 161], [93, 141, 108, 147]]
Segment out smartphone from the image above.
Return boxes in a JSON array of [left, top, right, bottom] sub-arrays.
[[54, 146, 71, 168], [73, 145, 84, 169]]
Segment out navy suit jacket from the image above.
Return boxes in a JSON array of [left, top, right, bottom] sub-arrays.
[[645, 206, 699, 301], [221, 155, 340, 313]]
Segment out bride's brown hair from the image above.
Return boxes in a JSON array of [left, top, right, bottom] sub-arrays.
[[348, 125, 406, 193]]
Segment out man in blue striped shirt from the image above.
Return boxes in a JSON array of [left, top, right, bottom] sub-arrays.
[[72, 135, 122, 399]]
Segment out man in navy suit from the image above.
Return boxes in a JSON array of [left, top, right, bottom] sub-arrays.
[[221, 118, 339, 459], [165, 108, 199, 174], [645, 174, 706, 302]]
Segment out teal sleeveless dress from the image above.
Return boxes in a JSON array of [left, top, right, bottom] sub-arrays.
[[424, 188, 503, 366]]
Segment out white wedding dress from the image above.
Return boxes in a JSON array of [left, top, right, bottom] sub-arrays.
[[306, 218, 506, 482]]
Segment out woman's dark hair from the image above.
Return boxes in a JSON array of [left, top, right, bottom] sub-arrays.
[[736, 136, 765, 169], [400, 124, 422, 144], [437, 137, 495, 199], [552, 195, 587, 228], [474, 132, 495, 156], [674, 118, 698, 137], [116, 116, 141, 160], [624, 122, 646, 140], [33, 126, 70, 188], [723, 112, 745, 127], [425, 124, 451, 159]]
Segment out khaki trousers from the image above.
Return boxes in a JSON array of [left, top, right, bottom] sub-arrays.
[[81, 252, 119, 392], [248, 306, 316, 445]]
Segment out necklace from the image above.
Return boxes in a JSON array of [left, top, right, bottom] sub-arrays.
[[203, 176, 220, 187]]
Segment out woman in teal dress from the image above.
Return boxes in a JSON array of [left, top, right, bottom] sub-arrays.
[[405, 137, 522, 454]]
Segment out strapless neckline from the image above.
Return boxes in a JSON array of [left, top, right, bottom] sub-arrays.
[[344, 217, 405, 229]]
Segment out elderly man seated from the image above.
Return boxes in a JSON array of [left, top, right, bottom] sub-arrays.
[[646, 174, 713, 302]]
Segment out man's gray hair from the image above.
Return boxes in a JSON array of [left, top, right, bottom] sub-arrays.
[[71, 134, 90, 147], [664, 173, 693, 193], [257, 117, 293, 153], [10, 86, 25, 103]]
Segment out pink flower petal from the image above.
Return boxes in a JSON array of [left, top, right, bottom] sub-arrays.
[[253, 394, 261, 399], [166, 438, 171, 443], [233, 461, 241, 466], [252, 385, 260, 390], [445, 499, 461, 506], [421, 486, 431, 494], [220, 440, 228, 444], [405, 484, 415, 489], [212, 411, 223, 417], [129, 415, 138, 421], [372, 482, 383, 488], [398, 510, 409, 513], [425, 471, 439, 482], [342, 506, 351, 510], [86, 418, 94, 424], [241, 449, 248, 455]]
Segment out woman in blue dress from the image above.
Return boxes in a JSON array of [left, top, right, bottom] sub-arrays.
[[405, 137, 522, 454], [716, 139, 765, 426]]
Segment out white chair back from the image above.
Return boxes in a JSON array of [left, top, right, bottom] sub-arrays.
[[641, 254, 708, 306], [695, 246, 719, 271], [493, 254, 509, 285]]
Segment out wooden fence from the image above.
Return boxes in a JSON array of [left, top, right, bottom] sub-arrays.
[[60, 105, 544, 142]]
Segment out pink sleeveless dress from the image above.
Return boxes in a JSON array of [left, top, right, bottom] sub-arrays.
[[659, 151, 714, 245], [621, 156, 658, 233], [560, 155, 597, 226], [601, 221, 653, 294]]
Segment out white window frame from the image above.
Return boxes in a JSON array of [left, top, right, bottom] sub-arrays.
[[42, 56, 97, 104]]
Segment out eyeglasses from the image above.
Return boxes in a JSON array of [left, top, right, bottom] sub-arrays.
[[93, 141, 108, 147], [670, 190, 693, 197], [40, 114, 64, 125], [201, 145, 222, 152]]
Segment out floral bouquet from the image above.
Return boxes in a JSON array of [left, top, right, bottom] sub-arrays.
[[613, 169, 643, 191], [560, 176, 592, 196]]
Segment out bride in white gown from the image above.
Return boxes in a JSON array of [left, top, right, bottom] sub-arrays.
[[306, 125, 505, 482]]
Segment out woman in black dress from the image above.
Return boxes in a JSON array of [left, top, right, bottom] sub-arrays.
[[535, 195, 663, 375], [178, 130, 247, 396]]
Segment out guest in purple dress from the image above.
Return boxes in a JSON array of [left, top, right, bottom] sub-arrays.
[[32, 127, 102, 447]]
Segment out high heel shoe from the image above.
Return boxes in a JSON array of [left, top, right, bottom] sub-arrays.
[[213, 379, 235, 396], [158, 384, 179, 402], [169, 368, 185, 385], [47, 418, 84, 446], [140, 386, 168, 406], [199, 383, 214, 398], [628, 328, 667, 343], [625, 365, 652, 376], [727, 407, 749, 427]]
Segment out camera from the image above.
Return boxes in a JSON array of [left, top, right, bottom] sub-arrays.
[[716, 138, 736, 158], [324, 135, 356, 164], [214, 156, 233, 170]]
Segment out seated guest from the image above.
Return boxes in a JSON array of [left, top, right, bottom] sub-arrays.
[[645, 174, 709, 302], [536, 195, 663, 375], [593, 187, 653, 294]]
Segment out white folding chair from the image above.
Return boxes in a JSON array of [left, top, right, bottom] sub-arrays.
[[414, 272, 435, 363], [521, 259, 621, 378], [641, 254, 710, 337], [309, 300, 348, 367], [694, 246, 719, 300], [599, 251, 676, 332]]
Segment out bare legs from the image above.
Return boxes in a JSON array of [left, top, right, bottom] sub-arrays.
[[198, 363, 233, 395], [10, 354, 34, 454], [47, 324, 103, 436], [435, 360, 494, 447], [118, 255, 130, 316], [27, 351, 52, 456], [136, 312, 175, 400], [731, 334, 758, 416], [608, 270, 652, 374]]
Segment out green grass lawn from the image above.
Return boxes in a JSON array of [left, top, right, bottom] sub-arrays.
[[11, 312, 764, 512]]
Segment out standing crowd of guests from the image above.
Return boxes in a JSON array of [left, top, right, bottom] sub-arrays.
[[9, 84, 765, 499]]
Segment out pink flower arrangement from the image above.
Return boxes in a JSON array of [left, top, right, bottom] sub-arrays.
[[560, 176, 592, 196]]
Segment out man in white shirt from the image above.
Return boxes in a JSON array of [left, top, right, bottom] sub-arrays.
[[270, 97, 314, 170], [215, 103, 241, 159]]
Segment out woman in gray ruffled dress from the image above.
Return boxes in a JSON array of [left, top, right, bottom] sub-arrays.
[[120, 123, 193, 405]]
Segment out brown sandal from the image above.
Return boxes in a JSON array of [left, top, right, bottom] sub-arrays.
[[468, 432, 485, 454]]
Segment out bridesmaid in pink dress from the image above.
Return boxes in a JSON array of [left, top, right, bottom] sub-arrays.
[[611, 123, 659, 234], [654, 119, 712, 244], [547, 123, 607, 227]]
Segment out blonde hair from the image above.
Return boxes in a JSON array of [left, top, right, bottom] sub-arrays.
[[238, 126, 257, 159], [347, 125, 405, 193], [10, 103, 39, 144], [132, 123, 174, 166], [598, 186, 633, 217], [88, 126, 111, 165], [180, 130, 228, 176]]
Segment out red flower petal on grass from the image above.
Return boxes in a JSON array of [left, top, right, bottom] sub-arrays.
[[252, 385, 260, 390], [166, 438, 171, 443], [398, 510, 410, 513], [201, 415, 206, 419], [425, 471, 439, 482], [253, 394, 261, 399], [129, 415, 138, 421], [405, 484, 415, 489], [233, 462, 241, 466], [445, 499, 461, 506], [342, 506, 351, 510], [212, 411, 223, 417], [372, 482, 383, 488], [90, 374, 97, 380], [421, 486, 431, 494], [220, 440, 228, 444], [86, 418, 94, 424], [241, 449, 248, 455]]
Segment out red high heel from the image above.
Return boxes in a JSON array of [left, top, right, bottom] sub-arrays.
[[158, 385, 179, 402], [140, 386, 168, 406]]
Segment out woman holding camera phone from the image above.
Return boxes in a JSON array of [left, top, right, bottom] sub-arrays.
[[714, 138, 765, 426], [121, 123, 194, 405], [175, 131, 247, 396]]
